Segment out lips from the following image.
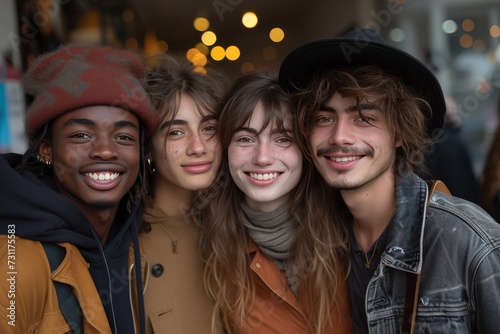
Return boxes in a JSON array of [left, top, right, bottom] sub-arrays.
[[82, 169, 123, 190], [182, 162, 213, 174]]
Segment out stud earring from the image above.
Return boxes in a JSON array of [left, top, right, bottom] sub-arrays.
[[147, 158, 156, 174]]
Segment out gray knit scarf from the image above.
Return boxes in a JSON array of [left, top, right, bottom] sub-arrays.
[[241, 202, 299, 295]]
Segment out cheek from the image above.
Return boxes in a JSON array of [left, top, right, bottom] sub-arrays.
[[288, 148, 303, 179], [309, 132, 321, 151], [165, 142, 182, 161], [51, 146, 84, 181]]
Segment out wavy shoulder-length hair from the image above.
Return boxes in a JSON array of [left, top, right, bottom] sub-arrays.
[[198, 71, 349, 334]]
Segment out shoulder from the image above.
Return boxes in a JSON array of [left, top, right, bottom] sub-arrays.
[[0, 236, 51, 290], [0, 237, 53, 331], [427, 192, 500, 244]]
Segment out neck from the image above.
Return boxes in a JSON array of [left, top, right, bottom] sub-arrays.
[[80, 207, 118, 243], [342, 171, 396, 251], [151, 179, 194, 216]]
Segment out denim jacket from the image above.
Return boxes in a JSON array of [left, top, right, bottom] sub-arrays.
[[365, 172, 500, 333]]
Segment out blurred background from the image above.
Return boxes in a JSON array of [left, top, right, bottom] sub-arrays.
[[1, 0, 499, 181]]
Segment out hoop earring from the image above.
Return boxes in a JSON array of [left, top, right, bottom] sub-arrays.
[[37, 156, 51, 166], [147, 158, 156, 174]]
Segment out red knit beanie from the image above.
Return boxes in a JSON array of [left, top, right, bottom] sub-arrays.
[[23, 44, 156, 139]]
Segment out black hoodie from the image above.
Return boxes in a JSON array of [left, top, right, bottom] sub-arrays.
[[0, 153, 145, 333]]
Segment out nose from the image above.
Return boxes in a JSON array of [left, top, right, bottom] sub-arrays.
[[253, 141, 273, 166], [186, 132, 207, 156], [328, 117, 355, 146], [90, 137, 119, 160]]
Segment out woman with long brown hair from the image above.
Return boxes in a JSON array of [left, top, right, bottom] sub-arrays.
[[199, 71, 352, 334]]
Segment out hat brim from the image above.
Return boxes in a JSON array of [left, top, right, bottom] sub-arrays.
[[278, 37, 446, 136]]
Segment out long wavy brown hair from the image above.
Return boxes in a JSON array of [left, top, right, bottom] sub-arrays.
[[197, 71, 349, 334], [481, 98, 500, 213], [294, 65, 433, 177]]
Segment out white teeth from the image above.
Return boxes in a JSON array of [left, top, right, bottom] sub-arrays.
[[249, 172, 278, 180], [330, 156, 360, 162], [86, 172, 119, 181]]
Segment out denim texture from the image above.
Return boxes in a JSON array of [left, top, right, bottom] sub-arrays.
[[364, 173, 500, 334]]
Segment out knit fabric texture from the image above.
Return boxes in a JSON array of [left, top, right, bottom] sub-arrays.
[[23, 44, 156, 139]]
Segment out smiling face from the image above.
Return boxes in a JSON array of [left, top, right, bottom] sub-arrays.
[[228, 102, 302, 212], [39, 106, 140, 213], [309, 92, 398, 191], [150, 93, 221, 194]]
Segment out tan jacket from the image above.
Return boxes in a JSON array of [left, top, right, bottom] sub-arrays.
[[0, 236, 112, 333], [247, 242, 354, 333], [140, 208, 222, 334]]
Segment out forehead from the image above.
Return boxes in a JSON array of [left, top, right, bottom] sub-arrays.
[[165, 94, 212, 121], [321, 92, 379, 112], [243, 102, 292, 128]]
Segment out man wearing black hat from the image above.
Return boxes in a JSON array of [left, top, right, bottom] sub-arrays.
[[279, 28, 500, 333]]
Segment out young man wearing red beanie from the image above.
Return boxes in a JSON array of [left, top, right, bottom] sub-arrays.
[[0, 45, 156, 333]]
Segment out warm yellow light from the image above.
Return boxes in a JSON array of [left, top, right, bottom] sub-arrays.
[[144, 30, 158, 57], [193, 17, 210, 32], [210, 46, 225, 61], [156, 40, 168, 53], [242, 12, 258, 28], [195, 42, 209, 55], [225, 45, 240, 61], [201, 31, 217, 46], [262, 46, 277, 60], [460, 34, 473, 48], [122, 9, 134, 23], [462, 19, 474, 32], [241, 62, 255, 73], [194, 66, 207, 75], [491, 25, 500, 38], [269, 28, 284, 42], [186, 48, 200, 62], [191, 52, 208, 67]]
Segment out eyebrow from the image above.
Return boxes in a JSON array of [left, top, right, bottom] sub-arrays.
[[319, 103, 377, 113], [160, 114, 218, 130], [62, 118, 138, 130]]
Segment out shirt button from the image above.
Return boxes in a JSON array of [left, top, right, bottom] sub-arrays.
[[255, 262, 261, 269], [151, 264, 164, 277], [142, 222, 152, 233]]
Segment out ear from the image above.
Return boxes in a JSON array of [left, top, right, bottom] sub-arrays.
[[38, 139, 52, 165], [395, 137, 403, 148]]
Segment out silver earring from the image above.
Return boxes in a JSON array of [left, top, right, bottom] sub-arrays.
[[147, 158, 156, 174], [46, 160, 51, 166]]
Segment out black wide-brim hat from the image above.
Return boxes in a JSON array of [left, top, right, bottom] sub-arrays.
[[279, 28, 446, 136]]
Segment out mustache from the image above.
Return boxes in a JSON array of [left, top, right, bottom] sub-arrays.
[[316, 146, 373, 157]]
